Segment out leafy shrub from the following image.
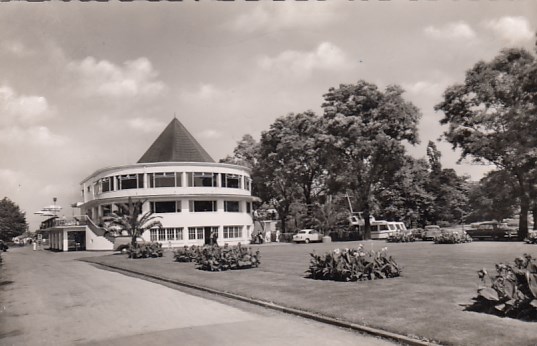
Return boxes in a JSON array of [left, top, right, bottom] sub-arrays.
[[327, 230, 362, 242], [173, 245, 200, 262], [525, 233, 537, 244], [127, 242, 163, 259], [182, 244, 261, 271], [279, 233, 295, 243], [467, 254, 537, 320], [387, 232, 415, 243], [434, 232, 472, 244], [306, 245, 401, 282]]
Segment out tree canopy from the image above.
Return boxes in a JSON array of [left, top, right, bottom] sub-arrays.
[[0, 197, 28, 241], [322, 81, 422, 238], [436, 48, 537, 238], [103, 198, 162, 246]]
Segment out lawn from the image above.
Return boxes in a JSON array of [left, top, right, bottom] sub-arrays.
[[82, 240, 537, 346]]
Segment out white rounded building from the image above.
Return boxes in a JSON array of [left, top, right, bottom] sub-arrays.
[[48, 118, 255, 251]]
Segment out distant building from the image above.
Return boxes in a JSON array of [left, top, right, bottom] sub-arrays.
[[46, 118, 255, 251]]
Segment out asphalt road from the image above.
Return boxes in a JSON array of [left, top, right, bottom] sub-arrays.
[[0, 247, 396, 346]]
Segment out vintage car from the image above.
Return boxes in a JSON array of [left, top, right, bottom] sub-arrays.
[[292, 229, 323, 244], [422, 225, 443, 241], [465, 221, 518, 241]]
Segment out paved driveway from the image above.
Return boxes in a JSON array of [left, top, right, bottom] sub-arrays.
[[0, 247, 395, 346]]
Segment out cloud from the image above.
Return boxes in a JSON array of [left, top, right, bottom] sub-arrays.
[[402, 79, 452, 99], [0, 125, 67, 146], [68, 57, 166, 99], [424, 21, 476, 40], [484, 16, 534, 44], [177, 83, 228, 104], [197, 129, 223, 139], [0, 85, 54, 126], [230, 4, 338, 33], [127, 117, 166, 133], [258, 42, 350, 77], [0, 168, 18, 186], [1, 40, 33, 56]]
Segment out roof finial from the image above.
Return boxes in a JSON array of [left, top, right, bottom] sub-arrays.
[[174, 112, 177, 119]]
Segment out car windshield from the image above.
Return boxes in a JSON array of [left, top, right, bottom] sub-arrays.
[[298, 230, 307, 234]]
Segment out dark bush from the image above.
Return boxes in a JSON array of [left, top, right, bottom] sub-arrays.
[[434, 232, 473, 244], [387, 232, 415, 243], [173, 245, 200, 262], [328, 230, 362, 242], [525, 233, 537, 244], [127, 242, 163, 259]]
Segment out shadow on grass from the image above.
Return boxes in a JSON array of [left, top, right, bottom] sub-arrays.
[[463, 299, 537, 322]]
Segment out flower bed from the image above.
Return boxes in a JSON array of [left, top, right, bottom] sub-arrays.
[[127, 242, 163, 259], [175, 244, 261, 271], [173, 245, 200, 262], [434, 232, 472, 244], [306, 245, 401, 281], [387, 232, 415, 243], [467, 254, 537, 320]]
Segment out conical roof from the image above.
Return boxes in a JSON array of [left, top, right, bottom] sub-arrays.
[[137, 118, 214, 163]]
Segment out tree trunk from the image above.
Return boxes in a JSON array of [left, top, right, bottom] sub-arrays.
[[519, 193, 530, 240], [532, 204, 537, 231], [363, 206, 371, 240]]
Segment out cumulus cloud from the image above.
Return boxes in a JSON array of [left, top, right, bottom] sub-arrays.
[[0, 125, 66, 146], [197, 129, 223, 139], [177, 83, 226, 103], [402, 80, 452, 99], [258, 42, 350, 77], [231, 4, 338, 33], [0, 168, 18, 186], [1, 40, 33, 56], [127, 117, 166, 133], [0, 85, 54, 126], [68, 57, 166, 98], [424, 21, 476, 40], [484, 16, 534, 44]]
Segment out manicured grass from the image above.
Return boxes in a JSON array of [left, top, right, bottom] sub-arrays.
[[83, 240, 537, 346]]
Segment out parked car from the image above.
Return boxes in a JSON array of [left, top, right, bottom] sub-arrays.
[[293, 229, 323, 244], [422, 225, 443, 241], [465, 221, 518, 241]]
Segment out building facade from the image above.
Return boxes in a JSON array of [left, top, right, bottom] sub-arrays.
[[49, 118, 255, 251]]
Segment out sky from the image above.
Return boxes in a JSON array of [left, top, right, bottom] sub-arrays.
[[0, 1, 536, 231]]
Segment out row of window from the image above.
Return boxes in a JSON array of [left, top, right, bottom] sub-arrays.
[[92, 172, 251, 194], [149, 226, 244, 241], [101, 200, 252, 215]]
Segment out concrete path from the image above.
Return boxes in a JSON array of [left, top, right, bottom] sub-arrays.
[[0, 247, 396, 346]]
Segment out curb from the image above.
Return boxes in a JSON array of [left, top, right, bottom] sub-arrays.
[[84, 260, 440, 346]]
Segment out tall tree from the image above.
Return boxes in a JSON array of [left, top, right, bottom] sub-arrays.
[[322, 81, 421, 239], [103, 198, 162, 247], [0, 197, 28, 241], [466, 170, 518, 223], [256, 112, 329, 229], [376, 156, 434, 228], [435, 48, 537, 238], [219, 134, 259, 169]]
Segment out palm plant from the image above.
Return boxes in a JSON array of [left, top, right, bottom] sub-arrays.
[[103, 197, 162, 247]]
